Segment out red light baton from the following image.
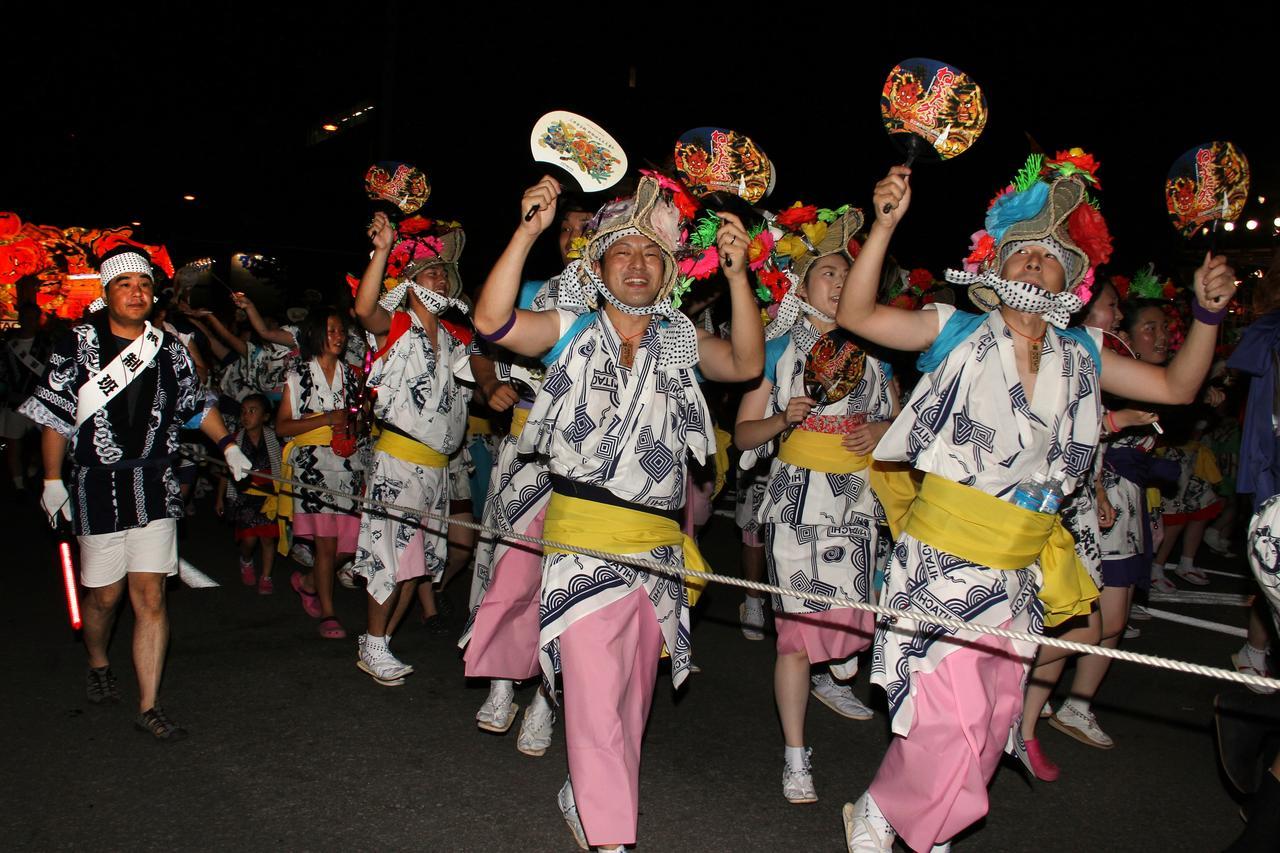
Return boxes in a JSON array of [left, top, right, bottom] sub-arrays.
[[54, 522, 82, 630]]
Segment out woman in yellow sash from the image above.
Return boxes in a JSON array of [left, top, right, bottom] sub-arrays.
[[835, 157, 1236, 853], [277, 308, 363, 640], [736, 204, 896, 805]]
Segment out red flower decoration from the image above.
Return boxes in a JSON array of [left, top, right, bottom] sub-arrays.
[[775, 204, 819, 230], [889, 293, 919, 310], [1046, 149, 1102, 188], [1067, 204, 1113, 267], [965, 232, 996, 266], [847, 237, 862, 259], [1110, 274, 1130, 300], [1161, 281, 1176, 300], [757, 268, 790, 303], [907, 268, 934, 289], [398, 215, 433, 235], [346, 273, 361, 296]]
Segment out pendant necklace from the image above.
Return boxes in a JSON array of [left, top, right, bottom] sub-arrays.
[[618, 323, 648, 369], [1008, 322, 1046, 374]]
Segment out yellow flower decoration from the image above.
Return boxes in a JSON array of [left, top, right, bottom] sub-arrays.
[[565, 235, 588, 261], [800, 221, 827, 246]]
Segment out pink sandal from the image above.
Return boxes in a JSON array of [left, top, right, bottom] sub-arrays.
[[291, 571, 322, 619], [317, 617, 346, 640]]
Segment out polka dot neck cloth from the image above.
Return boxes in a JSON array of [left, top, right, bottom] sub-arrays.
[[944, 268, 1083, 329]]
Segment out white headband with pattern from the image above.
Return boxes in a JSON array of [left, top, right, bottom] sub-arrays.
[[99, 251, 153, 287]]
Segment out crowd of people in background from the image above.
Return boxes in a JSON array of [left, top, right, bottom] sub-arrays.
[[5, 151, 1280, 852]]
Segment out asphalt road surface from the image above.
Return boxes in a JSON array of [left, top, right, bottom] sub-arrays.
[[0, 485, 1263, 851]]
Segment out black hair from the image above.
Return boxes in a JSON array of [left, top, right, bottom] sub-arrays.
[[297, 306, 346, 361], [1068, 277, 1118, 328], [1121, 299, 1166, 336], [240, 392, 272, 417]]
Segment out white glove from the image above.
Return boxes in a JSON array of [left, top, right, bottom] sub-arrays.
[[41, 479, 73, 527], [223, 445, 253, 481]]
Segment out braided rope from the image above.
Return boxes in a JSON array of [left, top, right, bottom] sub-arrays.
[[194, 452, 1280, 691]]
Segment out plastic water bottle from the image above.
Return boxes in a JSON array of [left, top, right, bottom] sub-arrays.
[[1038, 476, 1066, 514], [1011, 472, 1048, 512]]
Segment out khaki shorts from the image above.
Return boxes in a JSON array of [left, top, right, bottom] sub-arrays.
[[78, 518, 179, 588]]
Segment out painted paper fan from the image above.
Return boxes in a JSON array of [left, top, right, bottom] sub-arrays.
[[803, 328, 866, 406], [673, 127, 776, 204], [365, 161, 431, 215], [1165, 141, 1250, 237], [881, 58, 988, 165], [530, 111, 627, 193]]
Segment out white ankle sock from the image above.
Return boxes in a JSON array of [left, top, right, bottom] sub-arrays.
[[1150, 562, 1168, 580], [1063, 696, 1091, 715], [858, 792, 895, 839], [530, 687, 552, 714], [784, 745, 808, 771], [365, 634, 388, 650], [1177, 555, 1195, 571], [1243, 643, 1270, 668]]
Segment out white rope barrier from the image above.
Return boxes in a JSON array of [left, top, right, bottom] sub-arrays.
[[193, 452, 1280, 692]]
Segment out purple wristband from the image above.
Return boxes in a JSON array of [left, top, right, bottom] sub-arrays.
[[217, 433, 236, 452], [1192, 301, 1228, 326], [476, 310, 518, 343]]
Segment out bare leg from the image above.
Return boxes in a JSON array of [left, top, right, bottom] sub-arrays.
[[83, 579, 127, 669], [128, 572, 169, 712], [775, 650, 811, 747], [239, 536, 257, 560], [367, 582, 403, 638], [1247, 603, 1273, 650], [441, 511, 476, 591], [1021, 610, 1102, 738], [259, 539, 275, 579], [1068, 585, 1133, 703], [1154, 522, 1185, 566], [385, 578, 419, 638], [312, 536, 338, 619], [420, 581, 438, 619], [1180, 517, 1210, 565]]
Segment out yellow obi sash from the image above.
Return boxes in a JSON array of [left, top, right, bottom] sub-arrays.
[[903, 473, 1098, 628], [243, 487, 278, 521], [711, 426, 732, 499], [778, 429, 870, 475], [375, 428, 448, 468], [543, 492, 710, 607], [276, 426, 332, 554], [468, 415, 496, 438], [510, 406, 531, 440], [1191, 442, 1223, 485]]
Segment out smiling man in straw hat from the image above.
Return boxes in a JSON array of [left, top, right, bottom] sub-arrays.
[[473, 173, 762, 852], [834, 155, 1237, 852]]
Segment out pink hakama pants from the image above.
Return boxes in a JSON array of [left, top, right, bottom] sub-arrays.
[[293, 512, 359, 555], [868, 627, 1024, 852], [559, 587, 663, 847], [463, 508, 547, 680], [775, 606, 874, 663]]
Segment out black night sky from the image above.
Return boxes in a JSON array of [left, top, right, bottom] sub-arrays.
[[6, 5, 1277, 309]]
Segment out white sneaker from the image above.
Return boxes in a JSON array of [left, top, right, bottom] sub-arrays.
[[558, 778, 588, 851], [517, 697, 556, 756], [1129, 604, 1152, 621], [1204, 527, 1238, 557], [782, 748, 817, 804], [1231, 647, 1278, 695], [1049, 702, 1114, 749], [811, 673, 874, 720], [1123, 623, 1141, 640], [740, 596, 766, 640], [356, 635, 412, 686], [842, 793, 895, 852], [289, 542, 315, 568], [476, 680, 519, 734]]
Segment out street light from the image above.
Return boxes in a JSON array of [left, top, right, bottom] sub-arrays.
[[322, 123, 338, 132], [1223, 221, 1235, 231], [182, 194, 196, 201], [1246, 220, 1259, 231]]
